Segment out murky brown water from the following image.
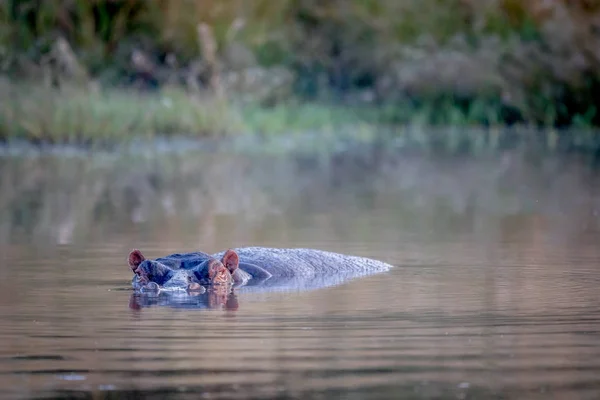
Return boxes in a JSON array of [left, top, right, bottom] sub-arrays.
[[0, 144, 599, 399]]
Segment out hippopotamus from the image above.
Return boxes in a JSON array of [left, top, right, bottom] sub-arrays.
[[127, 247, 392, 293]]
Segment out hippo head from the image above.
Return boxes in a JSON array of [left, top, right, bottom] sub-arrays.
[[128, 250, 172, 286], [128, 248, 240, 291], [189, 249, 239, 287]]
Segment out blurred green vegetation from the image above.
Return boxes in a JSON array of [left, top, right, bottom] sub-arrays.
[[0, 84, 240, 143], [1, 0, 600, 142]]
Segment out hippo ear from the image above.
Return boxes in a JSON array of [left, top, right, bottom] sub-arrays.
[[207, 259, 228, 279], [128, 249, 145, 271], [221, 249, 239, 274]]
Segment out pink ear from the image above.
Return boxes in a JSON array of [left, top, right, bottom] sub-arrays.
[[221, 249, 239, 274], [128, 249, 145, 271]]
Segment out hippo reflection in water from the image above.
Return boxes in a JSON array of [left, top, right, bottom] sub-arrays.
[[127, 247, 393, 310], [129, 285, 240, 311]]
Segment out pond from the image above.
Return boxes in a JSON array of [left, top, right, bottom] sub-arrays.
[[0, 141, 599, 399]]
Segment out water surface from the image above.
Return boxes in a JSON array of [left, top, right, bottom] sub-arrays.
[[0, 144, 599, 399]]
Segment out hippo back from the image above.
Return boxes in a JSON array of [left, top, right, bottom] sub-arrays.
[[209, 247, 391, 293], [212, 247, 392, 278]]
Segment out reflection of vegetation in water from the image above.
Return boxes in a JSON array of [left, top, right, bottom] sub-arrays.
[[0, 150, 293, 245], [20, 377, 506, 399], [0, 146, 598, 246]]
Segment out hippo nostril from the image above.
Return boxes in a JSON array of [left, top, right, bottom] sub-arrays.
[[142, 282, 160, 292], [188, 282, 206, 293]]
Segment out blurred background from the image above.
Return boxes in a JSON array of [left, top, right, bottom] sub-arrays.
[[2, 0, 600, 141], [1, 0, 599, 246]]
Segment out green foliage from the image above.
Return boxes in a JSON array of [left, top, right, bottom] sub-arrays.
[[1, 0, 600, 131], [0, 84, 240, 143]]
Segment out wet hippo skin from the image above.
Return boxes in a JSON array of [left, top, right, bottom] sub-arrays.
[[128, 247, 393, 292]]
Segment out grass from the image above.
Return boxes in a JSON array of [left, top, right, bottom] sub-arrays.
[[0, 83, 374, 143], [0, 84, 242, 144], [0, 82, 505, 144], [3, 0, 600, 131], [0, 86, 394, 144], [0, 81, 599, 158]]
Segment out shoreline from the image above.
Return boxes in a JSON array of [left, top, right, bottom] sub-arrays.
[[1, 121, 598, 159], [1, 82, 599, 156]]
